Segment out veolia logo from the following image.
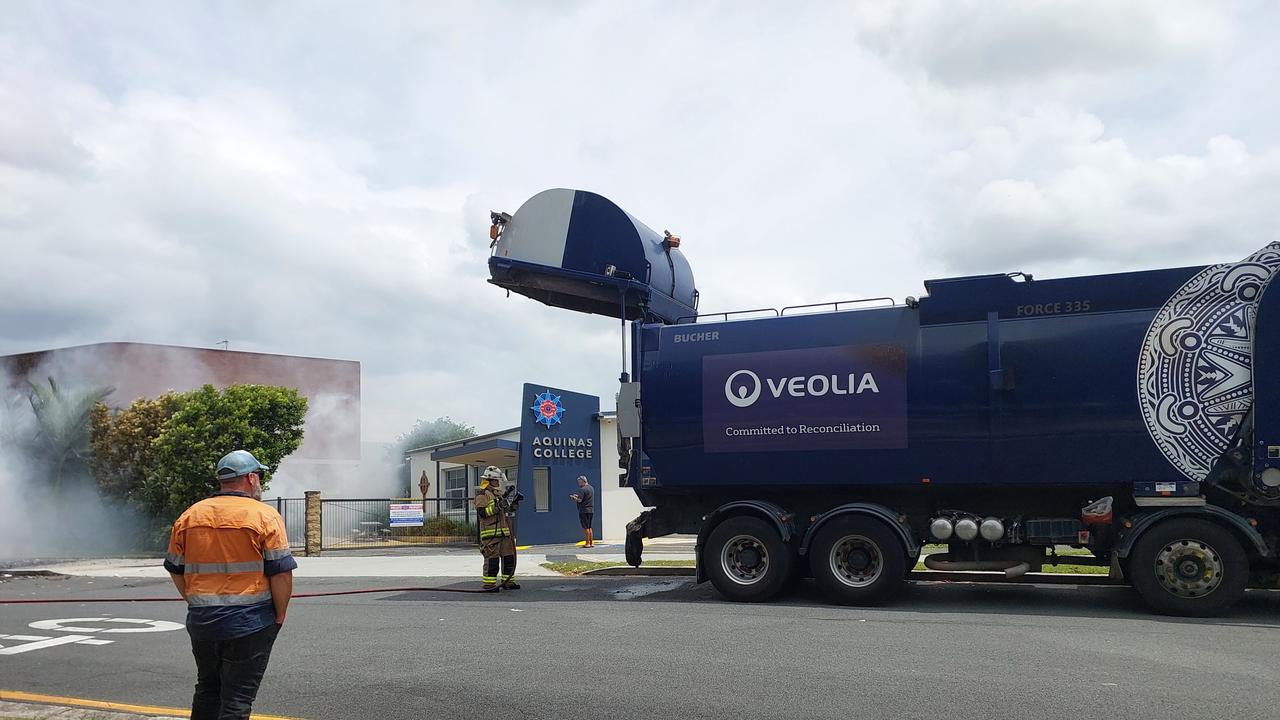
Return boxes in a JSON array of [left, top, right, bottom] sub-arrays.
[[725, 370, 762, 407], [723, 368, 881, 408]]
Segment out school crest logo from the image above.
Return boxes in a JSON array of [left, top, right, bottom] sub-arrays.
[[531, 390, 565, 428]]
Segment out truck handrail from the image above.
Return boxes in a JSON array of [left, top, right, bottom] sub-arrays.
[[780, 297, 897, 316], [676, 307, 781, 324]]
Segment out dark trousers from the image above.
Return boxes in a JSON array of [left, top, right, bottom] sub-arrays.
[[190, 623, 280, 720], [484, 553, 517, 581]]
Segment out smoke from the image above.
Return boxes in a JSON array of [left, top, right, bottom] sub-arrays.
[[0, 340, 433, 561], [266, 448, 405, 501], [0, 363, 150, 561], [263, 388, 405, 500], [0, 342, 404, 557]]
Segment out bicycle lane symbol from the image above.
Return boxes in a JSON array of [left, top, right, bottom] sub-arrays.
[[0, 617, 183, 656]]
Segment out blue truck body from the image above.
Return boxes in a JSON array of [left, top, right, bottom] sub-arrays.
[[636, 267, 1194, 491], [488, 189, 1280, 615]]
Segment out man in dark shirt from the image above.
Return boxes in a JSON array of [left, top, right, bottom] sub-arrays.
[[165, 449, 297, 720], [570, 475, 595, 548]]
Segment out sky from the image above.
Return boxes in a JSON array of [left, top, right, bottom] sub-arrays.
[[2, 0, 1278, 442]]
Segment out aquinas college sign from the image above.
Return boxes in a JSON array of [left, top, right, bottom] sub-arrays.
[[516, 384, 602, 545], [531, 435, 594, 459]]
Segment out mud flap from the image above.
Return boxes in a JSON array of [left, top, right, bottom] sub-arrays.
[[625, 510, 651, 567], [625, 531, 644, 567]]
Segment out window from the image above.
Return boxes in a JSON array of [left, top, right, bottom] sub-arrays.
[[533, 467, 550, 512], [444, 467, 468, 511]]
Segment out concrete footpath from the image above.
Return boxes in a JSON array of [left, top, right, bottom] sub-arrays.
[[6, 538, 697, 580], [0, 697, 181, 719]]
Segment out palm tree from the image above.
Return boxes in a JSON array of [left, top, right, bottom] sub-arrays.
[[27, 377, 114, 493]]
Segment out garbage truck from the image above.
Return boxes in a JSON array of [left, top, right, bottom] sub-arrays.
[[487, 188, 1280, 616]]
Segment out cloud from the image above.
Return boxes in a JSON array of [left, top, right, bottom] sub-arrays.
[[850, 0, 1232, 87], [1, 0, 1278, 447], [924, 106, 1280, 276]]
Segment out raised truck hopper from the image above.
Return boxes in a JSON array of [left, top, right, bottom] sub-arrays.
[[487, 189, 698, 325]]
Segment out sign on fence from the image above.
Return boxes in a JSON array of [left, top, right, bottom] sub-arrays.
[[389, 501, 425, 527]]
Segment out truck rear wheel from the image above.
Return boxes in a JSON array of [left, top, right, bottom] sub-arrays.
[[703, 515, 793, 602], [1129, 518, 1248, 617], [810, 516, 906, 605]]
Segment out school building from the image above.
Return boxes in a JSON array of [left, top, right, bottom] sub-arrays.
[[404, 385, 646, 545]]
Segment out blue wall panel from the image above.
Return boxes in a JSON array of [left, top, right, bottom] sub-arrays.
[[516, 384, 601, 545]]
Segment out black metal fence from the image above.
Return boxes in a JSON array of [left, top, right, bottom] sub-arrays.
[[320, 497, 477, 550], [269, 496, 478, 551], [272, 497, 306, 549]]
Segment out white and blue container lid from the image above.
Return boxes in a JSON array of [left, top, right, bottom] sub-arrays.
[[488, 189, 698, 325]]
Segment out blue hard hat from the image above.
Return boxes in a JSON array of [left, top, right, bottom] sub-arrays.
[[216, 450, 269, 481]]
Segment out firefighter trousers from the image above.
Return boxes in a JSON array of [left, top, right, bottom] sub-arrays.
[[481, 536, 516, 585]]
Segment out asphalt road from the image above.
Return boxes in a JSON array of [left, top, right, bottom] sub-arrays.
[[2, 574, 1279, 720]]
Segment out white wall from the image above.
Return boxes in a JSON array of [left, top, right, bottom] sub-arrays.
[[406, 451, 440, 501], [599, 417, 649, 542]]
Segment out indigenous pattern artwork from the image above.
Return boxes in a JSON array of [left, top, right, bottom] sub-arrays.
[[1138, 243, 1280, 481]]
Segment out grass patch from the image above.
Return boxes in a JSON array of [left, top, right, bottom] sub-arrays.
[[918, 544, 1103, 574], [1037, 563, 1109, 574], [913, 560, 1108, 574], [541, 559, 695, 576]]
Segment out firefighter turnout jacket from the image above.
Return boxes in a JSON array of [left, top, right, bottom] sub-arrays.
[[475, 485, 513, 542]]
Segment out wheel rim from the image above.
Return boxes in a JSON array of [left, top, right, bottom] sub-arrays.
[[828, 534, 883, 588], [1154, 538, 1224, 599], [720, 534, 770, 586]]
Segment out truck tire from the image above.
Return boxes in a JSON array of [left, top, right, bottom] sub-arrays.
[[703, 515, 793, 602], [809, 516, 906, 605], [1129, 518, 1249, 617]]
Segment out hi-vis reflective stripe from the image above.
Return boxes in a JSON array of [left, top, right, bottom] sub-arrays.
[[502, 574, 515, 581], [165, 552, 184, 565], [479, 528, 511, 538], [484, 501, 496, 516], [482, 576, 497, 582], [186, 561, 263, 574], [263, 547, 293, 561], [187, 591, 272, 606]]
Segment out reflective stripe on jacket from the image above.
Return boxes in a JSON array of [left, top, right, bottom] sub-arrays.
[[475, 487, 512, 540], [165, 493, 295, 607]]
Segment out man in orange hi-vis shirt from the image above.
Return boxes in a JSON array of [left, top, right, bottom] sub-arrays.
[[165, 449, 297, 720]]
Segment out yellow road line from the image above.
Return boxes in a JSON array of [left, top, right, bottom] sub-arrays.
[[0, 689, 302, 719]]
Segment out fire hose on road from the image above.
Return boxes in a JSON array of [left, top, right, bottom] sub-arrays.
[[0, 584, 500, 605]]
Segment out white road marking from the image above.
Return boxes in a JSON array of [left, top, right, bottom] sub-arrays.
[[0, 634, 96, 655], [29, 617, 183, 634], [1, 617, 179, 657]]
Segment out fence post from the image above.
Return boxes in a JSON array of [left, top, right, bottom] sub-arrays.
[[304, 490, 321, 557]]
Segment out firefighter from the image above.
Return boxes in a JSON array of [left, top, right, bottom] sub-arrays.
[[475, 466, 518, 590]]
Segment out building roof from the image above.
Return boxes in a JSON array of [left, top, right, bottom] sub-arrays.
[[404, 409, 618, 458], [1, 340, 361, 461], [0, 341, 357, 365], [404, 427, 521, 456]]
